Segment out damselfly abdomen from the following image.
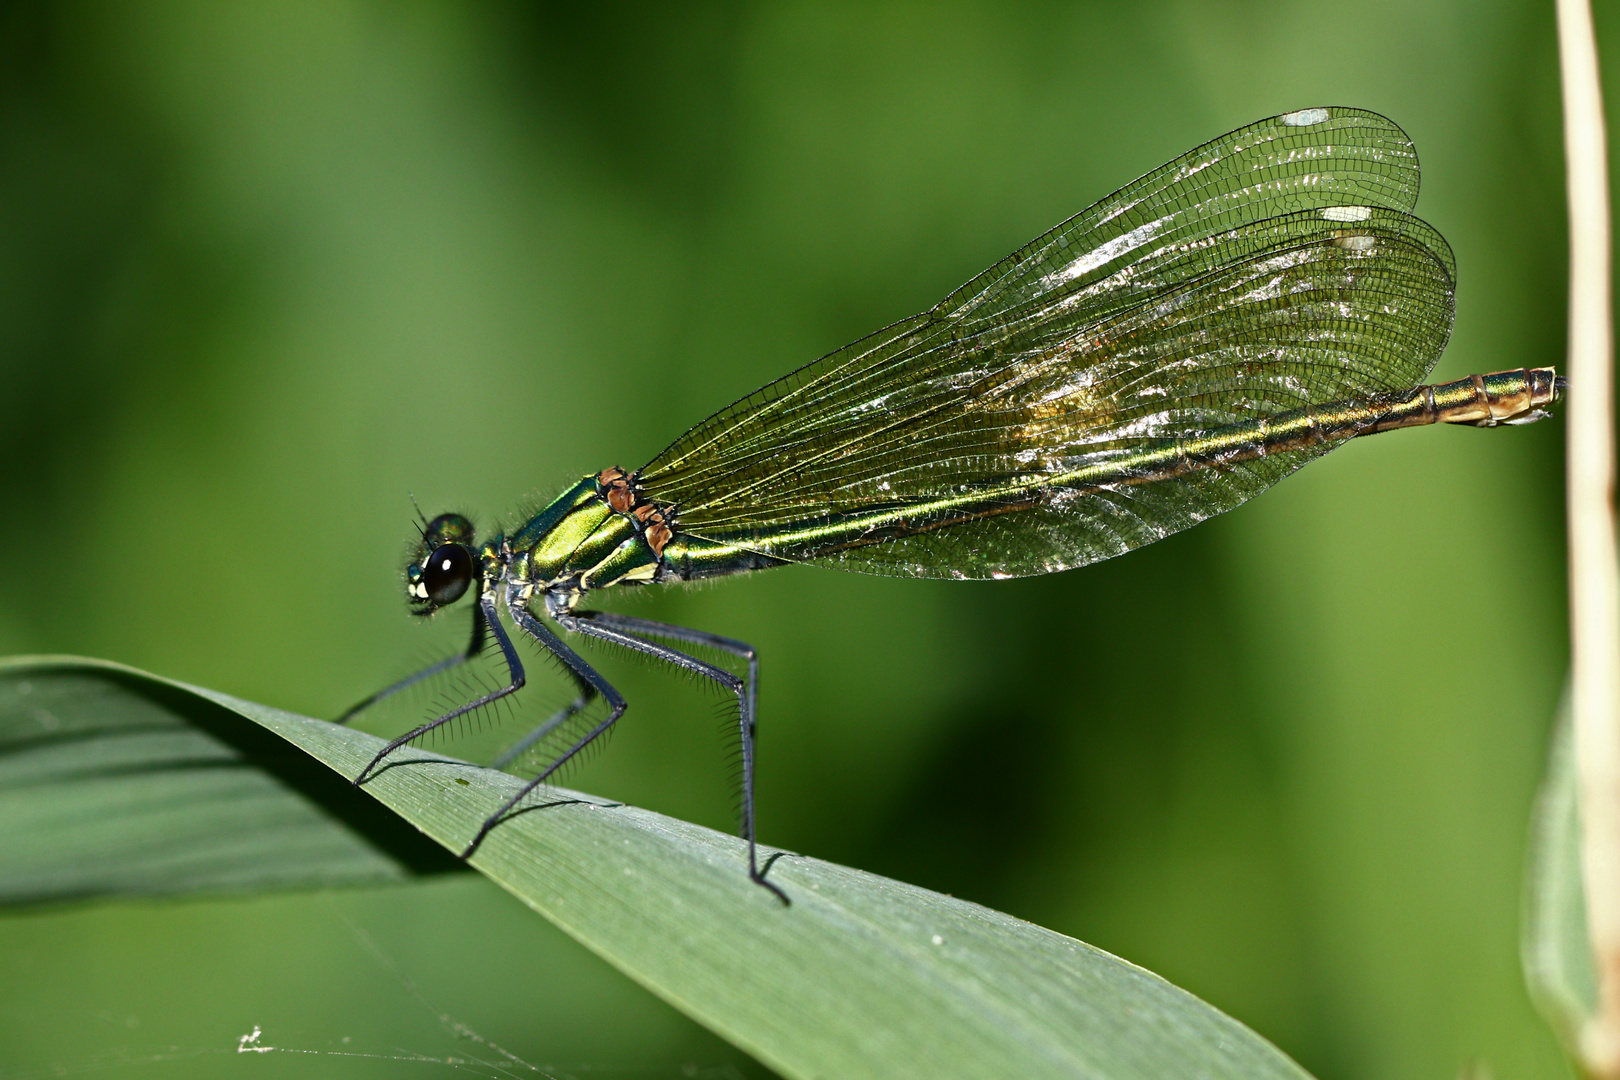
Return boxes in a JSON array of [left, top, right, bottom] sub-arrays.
[[343, 107, 1562, 904]]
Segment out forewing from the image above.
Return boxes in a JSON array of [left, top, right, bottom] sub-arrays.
[[941, 105, 1427, 334], [637, 109, 1454, 579], [642, 107, 1424, 486]]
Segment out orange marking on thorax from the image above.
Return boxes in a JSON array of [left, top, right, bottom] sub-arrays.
[[597, 466, 674, 558], [598, 467, 637, 515]]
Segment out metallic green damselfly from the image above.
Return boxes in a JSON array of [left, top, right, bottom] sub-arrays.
[[343, 107, 1562, 904]]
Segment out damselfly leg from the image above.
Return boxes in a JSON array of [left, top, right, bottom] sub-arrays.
[[352, 595, 525, 785], [579, 611, 760, 763], [336, 602, 488, 725], [456, 594, 627, 849], [345, 580, 785, 901], [488, 676, 596, 772], [562, 610, 777, 902], [460, 594, 786, 904]]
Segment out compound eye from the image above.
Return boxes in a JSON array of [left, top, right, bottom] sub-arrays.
[[422, 544, 473, 606]]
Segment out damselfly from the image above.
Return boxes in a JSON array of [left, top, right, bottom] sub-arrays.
[[343, 107, 1562, 904]]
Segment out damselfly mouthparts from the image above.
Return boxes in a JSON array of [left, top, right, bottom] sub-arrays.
[[343, 107, 1562, 905]]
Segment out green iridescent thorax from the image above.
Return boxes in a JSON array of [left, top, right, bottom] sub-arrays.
[[507, 476, 658, 590]]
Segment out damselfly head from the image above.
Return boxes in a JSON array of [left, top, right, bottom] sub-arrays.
[[405, 512, 476, 611]]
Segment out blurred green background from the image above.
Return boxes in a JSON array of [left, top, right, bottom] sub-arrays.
[[0, 1, 1590, 1077]]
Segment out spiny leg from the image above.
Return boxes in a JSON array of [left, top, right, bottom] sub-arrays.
[[461, 594, 627, 858], [336, 601, 488, 725], [353, 595, 524, 786], [487, 671, 597, 772], [576, 611, 772, 887], [579, 611, 759, 754], [557, 609, 786, 906]]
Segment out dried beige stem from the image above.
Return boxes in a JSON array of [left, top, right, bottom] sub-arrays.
[[1559, 0, 1620, 1073]]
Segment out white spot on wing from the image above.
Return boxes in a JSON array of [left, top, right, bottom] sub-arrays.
[[1332, 234, 1377, 252], [1280, 108, 1330, 127], [1322, 205, 1372, 222], [1039, 214, 1173, 288]]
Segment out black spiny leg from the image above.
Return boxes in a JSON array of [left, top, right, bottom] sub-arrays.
[[353, 595, 524, 785], [488, 671, 597, 772], [581, 611, 759, 765], [555, 609, 786, 906], [336, 601, 488, 725], [461, 588, 627, 858]]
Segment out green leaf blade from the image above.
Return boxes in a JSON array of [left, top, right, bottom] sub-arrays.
[[2, 656, 1316, 1080], [0, 657, 463, 904]]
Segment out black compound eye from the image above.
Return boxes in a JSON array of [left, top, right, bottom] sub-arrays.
[[422, 544, 473, 606]]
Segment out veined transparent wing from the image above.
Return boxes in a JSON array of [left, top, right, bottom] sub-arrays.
[[644, 107, 1425, 480], [636, 110, 1455, 579]]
